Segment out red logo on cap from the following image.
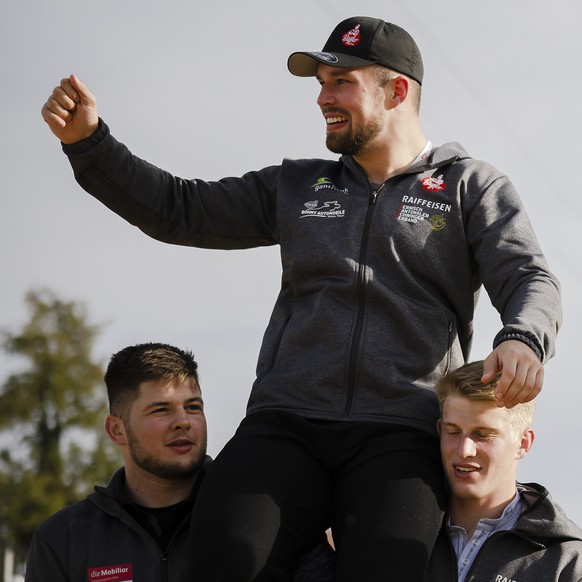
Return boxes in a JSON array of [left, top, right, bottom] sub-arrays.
[[342, 24, 361, 47]]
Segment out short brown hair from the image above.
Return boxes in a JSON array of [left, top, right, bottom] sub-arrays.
[[104, 343, 199, 416], [371, 65, 421, 112]]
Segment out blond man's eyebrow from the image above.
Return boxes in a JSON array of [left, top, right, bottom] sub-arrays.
[[441, 420, 499, 432]]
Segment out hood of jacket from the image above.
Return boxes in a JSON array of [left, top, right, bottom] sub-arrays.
[[517, 482, 582, 544]]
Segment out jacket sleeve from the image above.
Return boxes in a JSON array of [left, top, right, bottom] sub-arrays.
[[462, 166, 561, 362], [25, 532, 69, 582], [62, 119, 281, 250]]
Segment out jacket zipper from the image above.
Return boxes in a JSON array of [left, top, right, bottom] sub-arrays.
[[161, 512, 190, 582], [344, 186, 383, 417], [162, 553, 168, 582]]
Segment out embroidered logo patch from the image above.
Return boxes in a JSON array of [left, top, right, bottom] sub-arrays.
[[301, 200, 345, 219], [88, 563, 133, 582], [421, 174, 446, 191], [342, 24, 361, 46], [396, 195, 451, 229], [429, 214, 447, 231], [311, 177, 349, 194], [396, 204, 429, 224]]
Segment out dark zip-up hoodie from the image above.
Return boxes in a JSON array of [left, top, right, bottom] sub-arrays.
[[424, 483, 582, 581], [25, 461, 211, 582], [25, 459, 334, 582], [63, 121, 561, 435]]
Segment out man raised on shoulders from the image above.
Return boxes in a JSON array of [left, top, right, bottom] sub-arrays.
[[41, 15, 562, 579]]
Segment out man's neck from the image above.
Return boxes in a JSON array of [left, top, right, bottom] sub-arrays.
[[354, 127, 428, 184], [449, 491, 517, 539], [124, 468, 197, 508]]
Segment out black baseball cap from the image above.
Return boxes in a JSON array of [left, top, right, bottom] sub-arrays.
[[287, 16, 424, 85]]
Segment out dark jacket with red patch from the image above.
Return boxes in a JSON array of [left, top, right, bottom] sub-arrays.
[[25, 460, 212, 582], [25, 459, 334, 582], [62, 121, 561, 435]]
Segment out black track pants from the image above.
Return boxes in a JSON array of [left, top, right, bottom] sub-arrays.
[[189, 411, 446, 581]]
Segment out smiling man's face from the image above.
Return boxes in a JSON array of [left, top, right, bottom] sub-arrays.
[[316, 64, 389, 157], [438, 395, 530, 511], [123, 376, 207, 481]]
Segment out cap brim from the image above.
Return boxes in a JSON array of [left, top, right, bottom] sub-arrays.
[[288, 51, 376, 77]]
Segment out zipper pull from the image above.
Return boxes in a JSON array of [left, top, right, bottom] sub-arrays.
[[370, 182, 386, 204]]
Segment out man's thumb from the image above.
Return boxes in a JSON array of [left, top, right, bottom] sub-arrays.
[[481, 354, 499, 382]]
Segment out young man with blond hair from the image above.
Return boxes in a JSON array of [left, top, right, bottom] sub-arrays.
[[425, 361, 582, 581]]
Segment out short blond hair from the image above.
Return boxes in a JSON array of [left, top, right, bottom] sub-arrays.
[[436, 361, 535, 439]]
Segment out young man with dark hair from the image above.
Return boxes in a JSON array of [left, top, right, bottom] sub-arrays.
[[25, 343, 333, 582], [25, 343, 207, 581]]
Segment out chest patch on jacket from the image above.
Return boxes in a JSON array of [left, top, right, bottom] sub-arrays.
[[301, 199, 346, 219], [87, 563, 133, 581], [396, 194, 451, 230], [421, 174, 446, 191], [300, 177, 349, 219]]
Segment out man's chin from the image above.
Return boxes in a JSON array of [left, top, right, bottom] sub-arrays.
[[450, 483, 481, 501], [325, 137, 340, 154], [326, 137, 352, 156], [158, 466, 198, 480], [147, 457, 205, 480]]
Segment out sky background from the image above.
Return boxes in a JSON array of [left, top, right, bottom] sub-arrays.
[[2, 0, 581, 524]]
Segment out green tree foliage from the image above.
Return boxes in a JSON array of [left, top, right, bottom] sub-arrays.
[[0, 289, 121, 553]]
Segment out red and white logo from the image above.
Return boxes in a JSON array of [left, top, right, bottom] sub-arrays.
[[421, 175, 446, 192], [88, 564, 133, 582], [342, 24, 361, 47]]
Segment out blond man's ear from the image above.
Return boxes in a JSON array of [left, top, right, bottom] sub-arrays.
[[516, 428, 535, 461]]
